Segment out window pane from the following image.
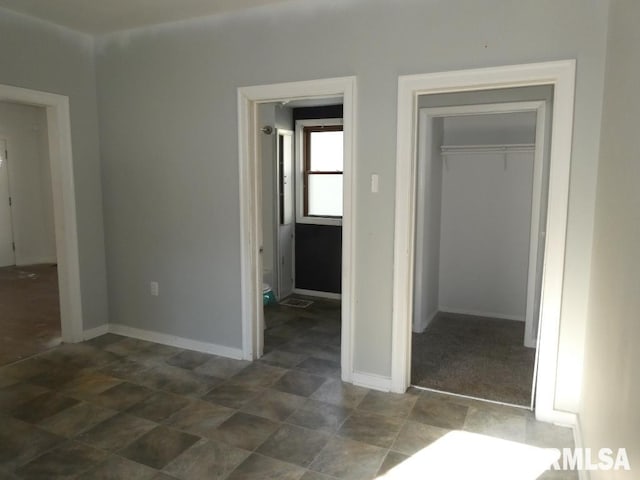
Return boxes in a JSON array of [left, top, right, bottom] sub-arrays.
[[308, 174, 343, 217], [310, 131, 343, 172]]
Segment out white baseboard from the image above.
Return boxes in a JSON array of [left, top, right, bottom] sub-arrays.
[[413, 309, 439, 333], [413, 385, 530, 410], [439, 306, 525, 322], [15, 256, 57, 267], [108, 323, 244, 360], [572, 414, 590, 480], [352, 371, 392, 392], [535, 408, 577, 428], [83, 324, 109, 340], [292, 288, 341, 300]]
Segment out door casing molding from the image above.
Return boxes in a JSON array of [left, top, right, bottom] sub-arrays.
[[391, 60, 576, 424], [237, 76, 357, 383], [0, 83, 83, 342]]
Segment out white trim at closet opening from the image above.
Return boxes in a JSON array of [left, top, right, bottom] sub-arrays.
[[392, 60, 577, 426], [414, 102, 546, 351], [412, 102, 546, 410]]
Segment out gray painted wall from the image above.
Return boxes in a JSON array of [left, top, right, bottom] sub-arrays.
[[580, 0, 640, 475], [438, 148, 534, 320], [437, 113, 536, 321], [442, 112, 536, 145], [0, 8, 108, 330], [94, 0, 608, 412], [413, 117, 443, 333]]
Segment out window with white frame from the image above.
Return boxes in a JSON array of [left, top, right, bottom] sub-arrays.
[[296, 119, 343, 224]]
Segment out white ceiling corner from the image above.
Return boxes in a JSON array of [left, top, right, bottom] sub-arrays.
[[0, 0, 299, 34]]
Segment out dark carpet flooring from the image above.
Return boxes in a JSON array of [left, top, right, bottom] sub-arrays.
[[411, 312, 536, 406]]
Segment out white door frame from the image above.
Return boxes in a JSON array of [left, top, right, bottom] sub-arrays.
[[391, 60, 576, 425], [415, 101, 546, 350], [237, 77, 357, 383], [0, 138, 16, 267], [415, 102, 546, 411], [0, 84, 83, 343]]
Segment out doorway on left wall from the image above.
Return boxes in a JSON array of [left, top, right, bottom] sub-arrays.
[[0, 101, 60, 365], [258, 98, 344, 377]]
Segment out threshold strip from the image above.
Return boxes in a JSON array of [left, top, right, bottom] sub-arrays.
[[410, 384, 532, 411]]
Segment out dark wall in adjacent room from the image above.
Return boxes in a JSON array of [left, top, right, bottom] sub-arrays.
[[293, 104, 343, 294], [295, 223, 342, 294]]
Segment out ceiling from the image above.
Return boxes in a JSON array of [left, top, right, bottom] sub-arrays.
[[0, 0, 298, 34]]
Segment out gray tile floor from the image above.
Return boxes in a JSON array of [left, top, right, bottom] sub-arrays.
[[0, 297, 577, 479]]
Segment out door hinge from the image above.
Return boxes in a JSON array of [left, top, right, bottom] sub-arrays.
[[12, 242, 15, 251], [8, 197, 11, 207], [4, 150, 7, 160]]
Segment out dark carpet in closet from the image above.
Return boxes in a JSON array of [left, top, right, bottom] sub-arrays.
[[411, 312, 536, 406]]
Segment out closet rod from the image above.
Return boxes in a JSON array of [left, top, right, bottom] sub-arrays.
[[440, 143, 535, 155]]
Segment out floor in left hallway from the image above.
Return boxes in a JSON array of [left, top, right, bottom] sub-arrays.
[[0, 264, 61, 366]]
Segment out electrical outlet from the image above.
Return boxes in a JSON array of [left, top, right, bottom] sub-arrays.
[[150, 281, 159, 296]]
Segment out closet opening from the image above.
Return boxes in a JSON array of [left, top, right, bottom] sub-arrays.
[[411, 87, 553, 408]]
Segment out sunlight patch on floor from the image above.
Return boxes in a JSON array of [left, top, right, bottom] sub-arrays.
[[377, 430, 559, 480]]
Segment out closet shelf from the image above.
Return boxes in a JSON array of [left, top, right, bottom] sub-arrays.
[[441, 144, 535, 155]]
